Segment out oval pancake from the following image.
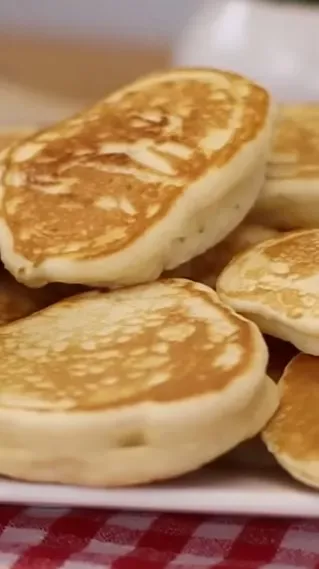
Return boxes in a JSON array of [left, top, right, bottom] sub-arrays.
[[263, 353, 319, 489], [0, 278, 278, 486], [0, 68, 273, 288], [168, 223, 279, 288], [217, 229, 319, 355], [252, 104, 319, 230], [216, 229, 319, 355]]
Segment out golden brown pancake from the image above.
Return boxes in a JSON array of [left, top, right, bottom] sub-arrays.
[[0, 68, 273, 288], [0, 279, 278, 486], [217, 229, 319, 355], [263, 353, 319, 489], [252, 104, 319, 229]]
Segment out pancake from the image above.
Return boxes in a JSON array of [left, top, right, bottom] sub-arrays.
[[0, 68, 274, 288], [263, 353, 319, 489], [168, 223, 279, 288], [252, 104, 319, 230], [0, 265, 85, 325], [0, 278, 278, 486], [217, 229, 319, 354]]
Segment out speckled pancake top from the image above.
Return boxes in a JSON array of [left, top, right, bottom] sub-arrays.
[[268, 105, 319, 180], [264, 354, 319, 461], [1, 69, 270, 264], [218, 229, 319, 320], [0, 279, 260, 412]]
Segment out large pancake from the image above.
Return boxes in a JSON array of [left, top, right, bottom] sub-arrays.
[[252, 104, 319, 229], [0, 278, 278, 486], [168, 223, 279, 288], [263, 353, 319, 489], [0, 68, 273, 288], [217, 229, 319, 355]]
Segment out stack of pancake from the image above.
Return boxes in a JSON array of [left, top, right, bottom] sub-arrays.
[[0, 69, 317, 489]]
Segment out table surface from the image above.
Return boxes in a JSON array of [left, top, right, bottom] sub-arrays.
[[0, 505, 318, 568]]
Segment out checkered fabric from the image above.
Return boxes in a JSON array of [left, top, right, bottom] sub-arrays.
[[0, 506, 318, 568]]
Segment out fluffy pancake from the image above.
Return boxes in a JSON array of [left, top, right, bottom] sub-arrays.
[[217, 229, 319, 355], [168, 223, 279, 288], [0, 278, 278, 486], [252, 104, 319, 229], [0, 68, 273, 288], [263, 353, 319, 489], [0, 265, 85, 325]]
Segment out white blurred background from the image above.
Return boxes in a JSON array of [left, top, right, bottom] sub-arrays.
[[0, 0, 197, 124], [0, 0, 319, 125]]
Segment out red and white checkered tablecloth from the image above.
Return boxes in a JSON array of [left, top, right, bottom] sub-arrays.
[[0, 507, 318, 569]]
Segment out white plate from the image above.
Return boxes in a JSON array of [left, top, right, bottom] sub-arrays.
[[1, 464, 318, 518]]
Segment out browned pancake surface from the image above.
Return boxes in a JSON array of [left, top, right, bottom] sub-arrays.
[[268, 104, 319, 181], [264, 354, 319, 461], [2, 69, 270, 264], [0, 280, 262, 411], [220, 229, 319, 320]]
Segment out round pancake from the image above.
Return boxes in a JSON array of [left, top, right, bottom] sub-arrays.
[[252, 104, 319, 229], [0, 68, 273, 288], [263, 353, 319, 489], [0, 265, 85, 325], [217, 229, 319, 355], [168, 223, 279, 288], [0, 278, 278, 486]]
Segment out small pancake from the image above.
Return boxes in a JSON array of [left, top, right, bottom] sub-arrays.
[[217, 229, 319, 355], [168, 223, 279, 288], [0, 278, 278, 486], [263, 353, 319, 489], [252, 104, 319, 229], [0, 266, 85, 325], [0, 68, 273, 288]]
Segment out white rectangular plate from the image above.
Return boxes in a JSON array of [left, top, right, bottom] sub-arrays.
[[1, 464, 318, 518]]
